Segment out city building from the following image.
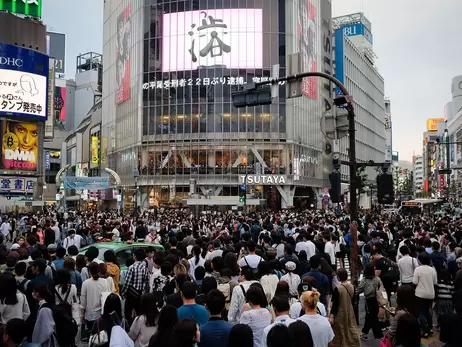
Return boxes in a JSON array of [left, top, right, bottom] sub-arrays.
[[100, 0, 336, 211], [0, 9, 48, 210], [413, 155, 423, 193], [422, 117, 445, 196], [333, 13, 386, 187]]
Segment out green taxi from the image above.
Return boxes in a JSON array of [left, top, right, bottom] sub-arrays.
[[79, 242, 164, 270]]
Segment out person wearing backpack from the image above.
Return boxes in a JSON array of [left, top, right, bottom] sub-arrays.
[[372, 248, 400, 301], [31, 282, 60, 347], [55, 269, 78, 319], [238, 241, 263, 278], [227, 267, 258, 324]]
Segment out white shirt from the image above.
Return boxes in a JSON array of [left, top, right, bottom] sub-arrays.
[[0, 291, 30, 324], [413, 265, 438, 300], [324, 241, 336, 265], [238, 254, 263, 268], [289, 301, 327, 319], [240, 308, 273, 347], [0, 222, 11, 236], [80, 277, 111, 320], [281, 273, 301, 297], [397, 255, 419, 284], [188, 256, 206, 281], [228, 280, 258, 324], [112, 228, 120, 238], [55, 284, 78, 305], [52, 226, 61, 242], [263, 314, 295, 347], [297, 314, 334, 347], [205, 249, 223, 261], [63, 234, 83, 250]]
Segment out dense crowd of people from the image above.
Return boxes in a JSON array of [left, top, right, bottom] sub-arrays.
[[0, 207, 461, 347]]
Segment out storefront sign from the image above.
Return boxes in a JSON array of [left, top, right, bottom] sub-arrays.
[[63, 176, 109, 190], [239, 175, 287, 185], [142, 76, 286, 90], [91, 136, 99, 164], [0, 177, 35, 193]]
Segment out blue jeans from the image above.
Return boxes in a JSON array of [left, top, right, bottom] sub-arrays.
[[417, 297, 433, 334]]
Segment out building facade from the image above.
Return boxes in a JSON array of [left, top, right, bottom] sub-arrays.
[[413, 155, 423, 192], [333, 13, 386, 185], [101, 0, 335, 210]]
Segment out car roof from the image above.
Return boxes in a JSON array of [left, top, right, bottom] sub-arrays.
[[80, 242, 164, 252]]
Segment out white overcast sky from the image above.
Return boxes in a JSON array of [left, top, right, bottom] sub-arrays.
[[42, 0, 462, 162]]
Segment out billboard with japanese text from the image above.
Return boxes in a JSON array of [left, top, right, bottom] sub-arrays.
[[116, 4, 131, 105], [2, 120, 39, 172], [0, 44, 49, 120], [0, 176, 36, 193], [162, 9, 263, 72]]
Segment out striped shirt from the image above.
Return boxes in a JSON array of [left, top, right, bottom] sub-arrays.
[[435, 281, 455, 300]]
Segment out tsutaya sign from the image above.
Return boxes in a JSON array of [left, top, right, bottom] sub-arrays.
[[239, 175, 287, 185]]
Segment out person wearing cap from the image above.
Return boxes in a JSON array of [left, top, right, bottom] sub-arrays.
[[10, 243, 20, 252], [281, 261, 301, 298]]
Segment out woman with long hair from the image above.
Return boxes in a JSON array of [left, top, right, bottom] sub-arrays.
[[64, 257, 82, 294], [149, 305, 178, 347], [288, 321, 314, 347], [129, 293, 159, 347], [0, 272, 30, 324], [81, 262, 112, 331], [329, 268, 360, 347], [55, 268, 78, 307], [223, 252, 241, 281], [240, 285, 272, 347], [91, 293, 129, 347], [227, 324, 253, 347], [395, 314, 422, 347], [188, 245, 205, 281], [274, 280, 297, 305], [172, 319, 200, 347], [297, 289, 334, 347]]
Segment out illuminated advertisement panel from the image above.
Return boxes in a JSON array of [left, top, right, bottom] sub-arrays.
[[54, 86, 66, 129], [0, 44, 49, 120], [116, 4, 131, 105], [2, 120, 39, 172], [162, 9, 263, 72]]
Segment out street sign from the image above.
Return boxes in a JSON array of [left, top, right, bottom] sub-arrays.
[[240, 184, 247, 191], [323, 198, 329, 205]]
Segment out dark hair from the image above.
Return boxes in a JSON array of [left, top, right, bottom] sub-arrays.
[[246, 284, 267, 307], [161, 261, 173, 276], [0, 272, 18, 305], [14, 261, 27, 276], [85, 246, 99, 262], [246, 241, 256, 252], [240, 266, 253, 281], [309, 255, 320, 269], [170, 237, 178, 247], [267, 324, 290, 347], [56, 268, 71, 294], [396, 285, 418, 317], [88, 262, 100, 280], [336, 268, 348, 282], [288, 321, 314, 347], [5, 318, 28, 344], [271, 295, 290, 313], [228, 324, 253, 347], [438, 312, 462, 345], [75, 254, 86, 270], [275, 281, 290, 297], [201, 276, 218, 296], [181, 281, 197, 300], [67, 245, 79, 256], [363, 263, 375, 279], [139, 293, 159, 327], [104, 250, 118, 265], [135, 249, 146, 261], [224, 252, 240, 277], [32, 282, 53, 303], [64, 257, 76, 271], [192, 245, 201, 266], [172, 319, 197, 347], [56, 246, 66, 259], [102, 293, 122, 320], [395, 314, 421, 347], [194, 266, 205, 281], [204, 260, 213, 273], [206, 289, 226, 315], [258, 261, 273, 276], [418, 251, 431, 266], [399, 245, 410, 256], [157, 305, 179, 332], [211, 256, 224, 273]]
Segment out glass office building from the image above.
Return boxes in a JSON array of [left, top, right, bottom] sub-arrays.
[[102, 0, 333, 209]]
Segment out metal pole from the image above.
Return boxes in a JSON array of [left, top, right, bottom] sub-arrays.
[[445, 131, 451, 199]]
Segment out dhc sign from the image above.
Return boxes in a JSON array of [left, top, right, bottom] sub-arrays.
[[239, 175, 287, 185]]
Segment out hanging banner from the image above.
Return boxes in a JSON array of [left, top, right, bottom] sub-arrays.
[[101, 137, 107, 164], [63, 176, 109, 190], [91, 136, 99, 164]]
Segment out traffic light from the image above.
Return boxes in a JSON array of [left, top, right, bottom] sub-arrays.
[[6, 193, 11, 200], [377, 173, 394, 204], [232, 88, 272, 108], [239, 184, 247, 203], [329, 171, 341, 203]]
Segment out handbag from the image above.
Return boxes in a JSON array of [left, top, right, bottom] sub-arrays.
[[378, 331, 393, 347], [89, 319, 108, 347]]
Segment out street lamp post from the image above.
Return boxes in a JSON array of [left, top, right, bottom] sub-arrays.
[[133, 168, 140, 218]]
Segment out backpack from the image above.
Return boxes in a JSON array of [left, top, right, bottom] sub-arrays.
[[42, 300, 78, 347], [244, 256, 262, 280], [381, 258, 400, 291], [55, 287, 73, 317], [48, 261, 57, 280], [17, 278, 29, 295]]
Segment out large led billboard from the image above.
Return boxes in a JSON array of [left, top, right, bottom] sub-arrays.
[[0, 44, 48, 120], [116, 4, 131, 105], [0, 0, 42, 18], [2, 119, 39, 171], [162, 9, 263, 72], [54, 86, 66, 128]]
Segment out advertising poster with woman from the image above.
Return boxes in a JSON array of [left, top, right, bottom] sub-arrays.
[[298, 0, 318, 100], [2, 120, 39, 171], [115, 4, 132, 105]]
